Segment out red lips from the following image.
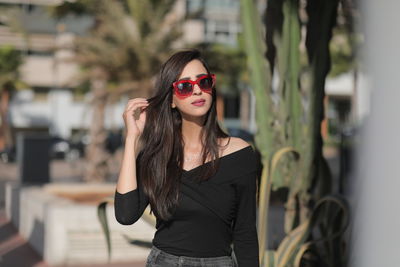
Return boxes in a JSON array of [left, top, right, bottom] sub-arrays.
[[191, 99, 205, 104]]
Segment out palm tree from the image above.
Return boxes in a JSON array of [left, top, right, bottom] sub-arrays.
[[53, 0, 183, 182]]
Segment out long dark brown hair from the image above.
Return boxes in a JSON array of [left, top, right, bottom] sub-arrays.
[[137, 49, 230, 221]]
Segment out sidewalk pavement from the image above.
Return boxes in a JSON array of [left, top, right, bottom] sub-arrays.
[[0, 155, 149, 266], [0, 208, 146, 267]]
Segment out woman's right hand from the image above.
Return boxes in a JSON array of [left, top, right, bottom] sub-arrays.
[[122, 98, 149, 140]]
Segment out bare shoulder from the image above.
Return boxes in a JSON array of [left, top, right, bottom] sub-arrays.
[[220, 137, 251, 156], [230, 137, 251, 150]]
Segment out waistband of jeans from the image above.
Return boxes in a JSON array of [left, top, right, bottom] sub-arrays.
[[151, 245, 232, 262]]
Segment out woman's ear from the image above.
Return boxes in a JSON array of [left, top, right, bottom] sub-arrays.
[[171, 102, 176, 108]]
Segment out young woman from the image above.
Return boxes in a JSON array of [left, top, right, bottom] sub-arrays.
[[114, 49, 259, 267]]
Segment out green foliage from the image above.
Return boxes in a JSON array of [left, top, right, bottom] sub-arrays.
[[0, 46, 21, 73], [258, 148, 349, 267], [240, 0, 274, 161], [328, 28, 356, 77], [240, 0, 352, 266], [97, 200, 112, 261], [0, 45, 23, 91]]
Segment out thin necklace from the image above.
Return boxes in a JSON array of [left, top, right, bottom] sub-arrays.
[[184, 152, 202, 162]]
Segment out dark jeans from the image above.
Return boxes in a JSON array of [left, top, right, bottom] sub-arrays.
[[146, 245, 236, 267]]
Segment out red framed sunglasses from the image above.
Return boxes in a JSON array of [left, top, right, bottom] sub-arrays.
[[172, 74, 216, 99]]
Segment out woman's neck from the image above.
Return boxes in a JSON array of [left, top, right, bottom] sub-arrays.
[[181, 118, 204, 150]]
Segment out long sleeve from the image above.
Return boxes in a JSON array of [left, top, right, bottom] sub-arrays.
[[114, 154, 149, 225], [232, 169, 260, 267]]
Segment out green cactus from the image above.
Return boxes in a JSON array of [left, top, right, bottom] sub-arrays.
[[240, 0, 348, 266], [239, 0, 274, 162]]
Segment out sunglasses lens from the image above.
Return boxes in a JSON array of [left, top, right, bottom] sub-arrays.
[[199, 76, 213, 90], [177, 82, 193, 96]]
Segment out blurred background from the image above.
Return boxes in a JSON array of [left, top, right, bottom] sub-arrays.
[[0, 0, 396, 267]]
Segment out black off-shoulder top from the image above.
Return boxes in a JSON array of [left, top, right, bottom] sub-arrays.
[[114, 145, 259, 267]]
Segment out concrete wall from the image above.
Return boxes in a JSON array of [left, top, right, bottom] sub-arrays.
[[349, 0, 400, 266], [5, 182, 156, 265]]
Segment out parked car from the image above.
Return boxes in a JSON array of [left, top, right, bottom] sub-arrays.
[[0, 135, 87, 163], [105, 130, 123, 154], [71, 132, 91, 158], [50, 136, 72, 159], [1, 136, 71, 163], [0, 145, 16, 163]]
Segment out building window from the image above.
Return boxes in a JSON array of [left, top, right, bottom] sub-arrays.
[[224, 95, 240, 118], [205, 20, 238, 46], [26, 49, 54, 57], [204, 0, 238, 10], [215, 20, 230, 36], [32, 86, 50, 101], [186, 0, 203, 14]]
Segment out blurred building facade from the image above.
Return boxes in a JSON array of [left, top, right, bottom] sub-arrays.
[[0, 0, 363, 147], [0, 0, 94, 144], [0, 0, 254, 146]]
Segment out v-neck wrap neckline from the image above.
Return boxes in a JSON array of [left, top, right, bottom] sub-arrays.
[[181, 145, 253, 174]]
